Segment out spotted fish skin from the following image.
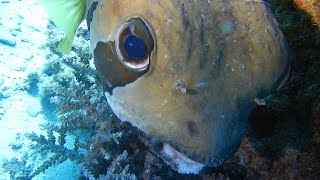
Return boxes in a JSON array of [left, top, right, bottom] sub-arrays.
[[86, 0, 289, 173]]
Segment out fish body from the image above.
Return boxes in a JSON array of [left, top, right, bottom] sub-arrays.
[[40, 0, 290, 174]]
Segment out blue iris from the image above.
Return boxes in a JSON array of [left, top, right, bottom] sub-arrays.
[[124, 35, 148, 59]]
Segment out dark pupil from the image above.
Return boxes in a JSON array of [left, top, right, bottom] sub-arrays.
[[124, 35, 148, 59]]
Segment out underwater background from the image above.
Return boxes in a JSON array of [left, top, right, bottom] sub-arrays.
[[0, 0, 319, 179]]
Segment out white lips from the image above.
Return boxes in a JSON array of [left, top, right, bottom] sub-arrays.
[[161, 143, 204, 174]]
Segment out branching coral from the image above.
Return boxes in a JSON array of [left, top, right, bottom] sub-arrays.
[[81, 151, 137, 180], [1, 130, 79, 179], [26, 131, 81, 178], [50, 82, 110, 134], [25, 71, 40, 96]]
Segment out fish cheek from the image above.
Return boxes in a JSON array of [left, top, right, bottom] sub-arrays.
[[108, 76, 213, 154]]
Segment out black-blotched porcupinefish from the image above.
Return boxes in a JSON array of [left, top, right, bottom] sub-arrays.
[[39, 0, 290, 174]]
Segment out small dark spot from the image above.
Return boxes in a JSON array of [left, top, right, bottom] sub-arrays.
[[186, 89, 198, 95], [180, 3, 190, 28], [186, 121, 198, 136]]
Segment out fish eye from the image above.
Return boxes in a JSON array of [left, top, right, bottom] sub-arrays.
[[115, 18, 154, 72]]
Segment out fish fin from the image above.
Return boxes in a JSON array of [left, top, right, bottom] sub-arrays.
[[253, 98, 266, 106], [38, 0, 86, 53], [276, 66, 291, 91]]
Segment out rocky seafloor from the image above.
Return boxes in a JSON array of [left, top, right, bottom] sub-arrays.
[[0, 0, 319, 179]]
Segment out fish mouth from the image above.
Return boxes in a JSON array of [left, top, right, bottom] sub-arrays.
[[149, 140, 205, 174]]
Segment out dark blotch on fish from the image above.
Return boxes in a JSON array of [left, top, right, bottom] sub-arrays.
[[187, 121, 199, 136], [86, 1, 98, 32]]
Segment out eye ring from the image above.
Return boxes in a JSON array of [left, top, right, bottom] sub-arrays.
[[115, 18, 154, 72]]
